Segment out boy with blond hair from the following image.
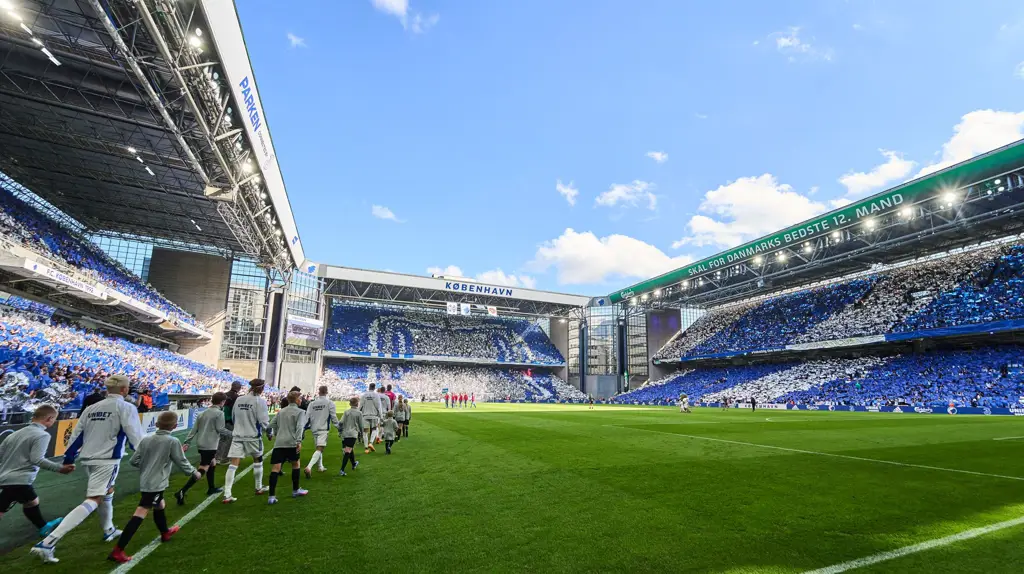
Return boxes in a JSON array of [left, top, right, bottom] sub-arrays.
[[107, 411, 201, 564], [0, 405, 73, 537], [266, 391, 308, 505]]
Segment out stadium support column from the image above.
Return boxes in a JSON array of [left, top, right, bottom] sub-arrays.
[[646, 309, 682, 381], [549, 318, 570, 382]]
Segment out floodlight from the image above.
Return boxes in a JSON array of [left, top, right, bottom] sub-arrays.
[[145, 166, 155, 176], [195, 28, 203, 37], [189, 35, 202, 48], [900, 207, 912, 218], [803, 243, 812, 254], [31, 37, 42, 46], [777, 252, 787, 262], [994, 179, 1001, 185], [753, 256, 762, 265], [653, 289, 662, 297], [127, 146, 137, 154], [831, 231, 841, 239], [942, 192, 955, 204]]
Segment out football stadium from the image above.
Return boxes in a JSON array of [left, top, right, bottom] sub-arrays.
[[0, 1, 1023, 572]]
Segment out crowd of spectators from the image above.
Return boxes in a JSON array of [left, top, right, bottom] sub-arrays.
[[618, 346, 1024, 409], [896, 245, 1024, 333], [0, 187, 204, 328], [653, 302, 756, 360], [688, 279, 874, 356], [653, 241, 1024, 359], [613, 364, 788, 405], [799, 246, 1003, 342], [318, 361, 584, 402], [324, 302, 564, 364], [0, 309, 247, 415]]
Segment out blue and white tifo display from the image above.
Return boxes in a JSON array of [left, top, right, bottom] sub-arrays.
[[689, 403, 1024, 416]]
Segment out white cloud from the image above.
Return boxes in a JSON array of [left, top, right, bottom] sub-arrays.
[[838, 149, 915, 198], [595, 180, 657, 210], [915, 110, 1024, 177], [371, 205, 402, 222], [673, 174, 827, 249], [646, 151, 669, 164], [772, 27, 833, 62], [555, 180, 578, 206], [427, 265, 463, 277], [852, 23, 864, 31], [286, 32, 306, 48], [531, 228, 693, 285], [427, 266, 535, 288], [694, 113, 708, 120], [409, 12, 440, 34], [371, 0, 408, 17], [1015, 62, 1024, 79], [475, 269, 536, 289], [370, 0, 438, 33]]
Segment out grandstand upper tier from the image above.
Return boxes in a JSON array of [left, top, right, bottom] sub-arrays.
[[606, 139, 1024, 309], [319, 266, 590, 366], [0, 0, 306, 279]]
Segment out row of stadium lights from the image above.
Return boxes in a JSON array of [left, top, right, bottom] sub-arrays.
[[184, 27, 285, 244], [1, 0, 62, 66], [630, 183, 999, 304]]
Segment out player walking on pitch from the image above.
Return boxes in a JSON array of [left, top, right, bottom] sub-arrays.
[[359, 383, 382, 453], [267, 391, 308, 505], [107, 412, 201, 563], [32, 375, 143, 564], [222, 379, 271, 504], [176, 392, 233, 504], [337, 397, 363, 476], [0, 405, 73, 538], [304, 386, 338, 476]]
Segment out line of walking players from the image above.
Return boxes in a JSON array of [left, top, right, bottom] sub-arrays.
[[443, 392, 476, 408]]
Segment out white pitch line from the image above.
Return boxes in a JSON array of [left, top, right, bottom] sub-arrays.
[[802, 514, 1024, 573], [110, 463, 254, 574], [993, 436, 1024, 441], [631, 427, 1024, 482]]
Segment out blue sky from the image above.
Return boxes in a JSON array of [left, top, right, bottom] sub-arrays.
[[236, 0, 1024, 296]]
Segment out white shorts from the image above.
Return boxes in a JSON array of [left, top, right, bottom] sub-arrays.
[[85, 464, 119, 497], [313, 431, 329, 447], [227, 439, 264, 460], [363, 417, 379, 430]]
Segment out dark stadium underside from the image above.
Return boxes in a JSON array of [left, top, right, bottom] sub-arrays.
[[0, 0, 298, 274]]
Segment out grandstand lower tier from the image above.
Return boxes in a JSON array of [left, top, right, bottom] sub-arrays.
[[319, 362, 586, 403], [620, 344, 1024, 409], [0, 308, 248, 415]]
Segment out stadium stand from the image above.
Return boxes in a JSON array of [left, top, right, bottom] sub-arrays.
[[319, 362, 585, 402], [325, 301, 564, 364], [623, 346, 1024, 409], [0, 309, 247, 416], [654, 240, 1024, 360], [0, 187, 204, 328]]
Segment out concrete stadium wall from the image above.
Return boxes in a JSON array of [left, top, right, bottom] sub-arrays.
[[278, 362, 318, 394], [646, 309, 681, 381], [147, 248, 230, 368], [219, 359, 260, 381], [548, 319, 569, 382], [584, 374, 618, 399]]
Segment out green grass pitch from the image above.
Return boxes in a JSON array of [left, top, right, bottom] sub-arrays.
[[3, 403, 1024, 573]]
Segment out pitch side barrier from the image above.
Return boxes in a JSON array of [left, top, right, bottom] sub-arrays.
[[658, 318, 1024, 364], [689, 403, 1024, 416]]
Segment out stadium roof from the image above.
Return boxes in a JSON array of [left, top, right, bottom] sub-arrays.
[[0, 0, 304, 274], [607, 138, 1024, 310], [319, 265, 592, 318]]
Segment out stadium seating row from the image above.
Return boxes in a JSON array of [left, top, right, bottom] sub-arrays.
[[318, 362, 586, 402], [324, 302, 565, 364], [0, 187, 204, 328], [655, 241, 1023, 359], [619, 344, 1024, 408], [0, 310, 248, 415]]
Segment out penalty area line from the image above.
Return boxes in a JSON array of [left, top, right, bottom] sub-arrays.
[[802, 514, 1024, 573], [993, 436, 1024, 441], [630, 427, 1024, 482], [109, 463, 254, 574]]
